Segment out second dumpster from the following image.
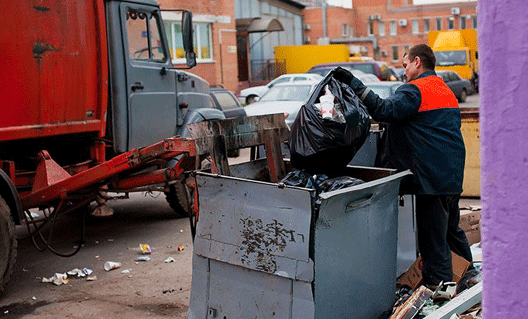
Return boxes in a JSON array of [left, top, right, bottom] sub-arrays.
[[187, 159, 411, 319]]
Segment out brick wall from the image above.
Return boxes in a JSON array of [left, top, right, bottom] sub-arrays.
[[158, 0, 239, 93], [304, 1, 477, 67]]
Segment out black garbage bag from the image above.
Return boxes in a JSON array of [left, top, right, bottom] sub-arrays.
[[289, 68, 371, 176]]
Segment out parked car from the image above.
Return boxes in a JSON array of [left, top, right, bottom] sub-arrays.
[[209, 87, 247, 157], [307, 60, 391, 81], [209, 87, 246, 122], [243, 80, 320, 127], [238, 73, 323, 105], [390, 66, 405, 82], [364, 81, 405, 99], [306, 67, 380, 83], [436, 70, 473, 103]]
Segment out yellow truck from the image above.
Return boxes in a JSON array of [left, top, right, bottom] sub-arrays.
[[274, 44, 350, 74], [428, 29, 479, 92]]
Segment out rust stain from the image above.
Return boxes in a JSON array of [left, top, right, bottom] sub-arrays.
[[33, 41, 58, 59], [239, 217, 297, 273], [33, 6, 50, 12]]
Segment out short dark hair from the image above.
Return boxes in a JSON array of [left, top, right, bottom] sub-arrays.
[[407, 44, 436, 70]]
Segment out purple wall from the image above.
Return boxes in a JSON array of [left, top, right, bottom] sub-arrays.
[[480, 0, 528, 317]]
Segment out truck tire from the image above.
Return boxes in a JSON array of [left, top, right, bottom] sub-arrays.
[[0, 196, 17, 293], [165, 177, 191, 218]]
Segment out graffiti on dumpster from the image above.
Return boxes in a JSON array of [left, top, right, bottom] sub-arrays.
[[239, 216, 300, 273]]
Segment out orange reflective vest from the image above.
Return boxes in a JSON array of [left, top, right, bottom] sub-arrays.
[[410, 75, 459, 112]]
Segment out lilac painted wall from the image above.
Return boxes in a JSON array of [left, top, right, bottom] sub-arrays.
[[480, 0, 528, 317]]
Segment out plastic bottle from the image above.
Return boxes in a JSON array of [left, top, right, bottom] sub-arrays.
[[319, 85, 335, 119]]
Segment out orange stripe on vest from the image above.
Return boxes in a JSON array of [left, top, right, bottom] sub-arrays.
[[410, 75, 459, 112]]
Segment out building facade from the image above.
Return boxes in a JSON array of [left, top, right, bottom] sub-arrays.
[[159, 0, 240, 92], [235, 0, 305, 89], [304, 0, 477, 67]]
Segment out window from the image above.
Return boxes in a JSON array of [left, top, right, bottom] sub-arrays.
[[448, 17, 454, 30], [378, 22, 385, 36], [436, 17, 442, 30], [472, 15, 477, 29], [424, 19, 430, 33], [126, 10, 167, 62], [403, 45, 410, 56], [412, 19, 419, 34], [391, 46, 399, 62], [164, 21, 212, 63], [342, 24, 350, 36], [460, 16, 466, 29], [390, 21, 397, 36], [367, 20, 374, 36]]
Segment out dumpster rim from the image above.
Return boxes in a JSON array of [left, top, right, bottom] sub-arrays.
[[317, 169, 412, 199]]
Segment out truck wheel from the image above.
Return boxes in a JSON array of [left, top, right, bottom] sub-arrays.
[[165, 177, 191, 218], [458, 89, 467, 103], [0, 196, 17, 293]]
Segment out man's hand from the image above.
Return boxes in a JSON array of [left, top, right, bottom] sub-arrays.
[[333, 67, 355, 84]]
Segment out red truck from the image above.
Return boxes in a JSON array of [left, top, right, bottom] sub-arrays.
[[0, 0, 224, 292]]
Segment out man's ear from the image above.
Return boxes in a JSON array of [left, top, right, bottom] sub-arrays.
[[415, 56, 423, 69]]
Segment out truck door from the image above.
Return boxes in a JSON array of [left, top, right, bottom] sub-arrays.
[[121, 4, 177, 150]]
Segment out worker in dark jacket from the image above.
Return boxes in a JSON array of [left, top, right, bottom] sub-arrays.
[[334, 44, 473, 288]]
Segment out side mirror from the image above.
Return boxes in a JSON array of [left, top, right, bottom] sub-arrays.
[[182, 10, 196, 68]]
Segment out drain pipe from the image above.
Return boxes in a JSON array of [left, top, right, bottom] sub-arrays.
[[322, 1, 327, 38]]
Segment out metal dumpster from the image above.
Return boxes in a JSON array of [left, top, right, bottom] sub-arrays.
[[187, 159, 411, 319]]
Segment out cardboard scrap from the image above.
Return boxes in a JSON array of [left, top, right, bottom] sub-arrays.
[[459, 210, 481, 246], [390, 285, 434, 319], [398, 252, 471, 290]]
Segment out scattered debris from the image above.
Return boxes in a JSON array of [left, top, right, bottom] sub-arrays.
[[107, 239, 114, 242], [139, 243, 152, 254], [432, 282, 457, 301], [67, 268, 93, 278], [121, 269, 131, 274], [390, 285, 434, 318], [42, 273, 68, 286], [177, 245, 185, 251], [86, 275, 97, 281], [180, 229, 183, 233], [135, 256, 151, 262], [104, 261, 122, 271], [164, 257, 175, 263], [31, 296, 36, 300]]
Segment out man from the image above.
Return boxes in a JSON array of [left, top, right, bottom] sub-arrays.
[[334, 44, 473, 288]]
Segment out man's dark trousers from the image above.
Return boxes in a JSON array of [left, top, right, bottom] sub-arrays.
[[415, 194, 473, 286]]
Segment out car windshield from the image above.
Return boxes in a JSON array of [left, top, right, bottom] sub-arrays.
[[349, 64, 375, 75], [260, 84, 313, 102], [435, 50, 467, 66], [212, 91, 239, 110], [367, 84, 402, 99], [307, 68, 333, 77]]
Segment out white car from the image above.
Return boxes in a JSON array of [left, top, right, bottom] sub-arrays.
[[238, 73, 323, 105], [244, 80, 320, 127]]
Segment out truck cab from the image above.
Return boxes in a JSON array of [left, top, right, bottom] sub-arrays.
[[428, 29, 479, 92], [105, 0, 224, 154]]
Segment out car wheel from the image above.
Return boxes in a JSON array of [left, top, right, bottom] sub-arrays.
[[458, 89, 467, 103], [246, 95, 258, 105]]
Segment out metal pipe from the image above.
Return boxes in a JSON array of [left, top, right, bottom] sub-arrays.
[[322, 1, 327, 38]]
